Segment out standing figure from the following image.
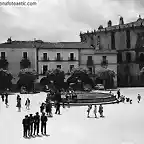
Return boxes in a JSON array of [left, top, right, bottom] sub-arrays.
[[66, 93, 70, 108], [33, 112, 40, 136], [55, 101, 60, 114], [16, 96, 21, 112], [22, 115, 29, 138], [93, 105, 97, 118], [137, 94, 141, 103], [87, 104, 92, 118], [45, 102, 50, 116], [1, 93, 5, 102], [40, 103, 45, 113], [29, 114, 34, 136], [5, 93, 9, 107], [98, 104, 104, 117], [41, 112, 48, 135], [117, 89, 121, 99], [25, 98, 30, 110]]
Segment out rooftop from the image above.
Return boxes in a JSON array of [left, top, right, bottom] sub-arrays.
[[0, 40, 91, 49]]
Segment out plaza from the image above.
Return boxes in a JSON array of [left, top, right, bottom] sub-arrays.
[[0, 88, 144, 144]]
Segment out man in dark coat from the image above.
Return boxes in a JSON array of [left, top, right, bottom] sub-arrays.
[[22, 115, 29, 138], [55, 101, 60, 114], [29, 114, 34, 136], [1, 93, 4, 102], [117, 89, 120, 99], [33, 112, 40, 135], [41, 112, 48, 135]]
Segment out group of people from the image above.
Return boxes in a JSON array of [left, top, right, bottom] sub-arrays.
[[87, 104, 104, 118], [22, 112, 48, 138], [117, 89, 142, 104]]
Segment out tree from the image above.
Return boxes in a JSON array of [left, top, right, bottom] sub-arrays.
[[95, 67, 116, 89], [0, 69, 13, 91], [0, 59, 9, 69], [67, 67, 94, 90], [20, 58, 31, 69], [17, 68, 38, 92], [45, 68, 65, 90]]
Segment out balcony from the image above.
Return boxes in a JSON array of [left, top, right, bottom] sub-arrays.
[[101, 60, 108, 67], [87, 59, 94, 66], [68, 57, 76, 61], [55, 57, 63, 61], [41, 57, 50, 61]]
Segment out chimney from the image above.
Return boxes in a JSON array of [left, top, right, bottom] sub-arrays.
[[108, 20, 112, 27], [119, 16, 124, 25]]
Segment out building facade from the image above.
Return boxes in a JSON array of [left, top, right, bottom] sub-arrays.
[[0, 39, 37, 84], [37, 42, 82, 81], [89, 15, 144, 87], [79, 28, 117, 87]]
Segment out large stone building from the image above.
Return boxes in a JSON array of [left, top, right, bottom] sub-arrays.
[[89, 15, 144, 87], [0, 38, 37, 83], [79, 29, 117, 87]]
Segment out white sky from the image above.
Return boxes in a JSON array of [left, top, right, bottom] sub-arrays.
[[0, 0, 144, 42]]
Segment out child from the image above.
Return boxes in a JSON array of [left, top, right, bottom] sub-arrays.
[[137, 94, 141, 103]]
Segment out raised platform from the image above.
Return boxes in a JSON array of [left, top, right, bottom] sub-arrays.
[[68, 90, 117, 103]]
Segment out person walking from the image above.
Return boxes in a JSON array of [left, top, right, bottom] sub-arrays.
[[137, 94, 141, 103], [55, 101, 60, 114], [33, 112, 40, 136], [5, 93, 9, 107], [16, 96, 21, 112], [87, 104, 92, 118], [93, 105, 97, 118], [41, 112, 48, 135], [25, 98, 30, 110], [22, 115, 29, 138], [40, 103, 45, 113], [29, 114, 34, 136], [117, 89, 121, 99], [1, 93, 5, 102], [98, 104, 104, 117]]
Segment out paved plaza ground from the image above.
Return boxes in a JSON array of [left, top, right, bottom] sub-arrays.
[[0, 88, 144, 144]]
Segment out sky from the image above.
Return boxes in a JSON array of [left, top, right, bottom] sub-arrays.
[[0, 0, 144, 43]]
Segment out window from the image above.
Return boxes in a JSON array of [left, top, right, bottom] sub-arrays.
[[88, 56, 92, 61], [42, 65, 48, 75], [57, 65, 61, 69], [88, 67, 93, 74], [102, 56, 107, 61], [126, 30, 130, 48], [139, 53, 144, 62], [111, 32, 115, 50], [126, 52, 131, 62], [57, 53, 60, 58], [117, 53, 122, 63], [70, 65, 74, 71], [1, 52, 5, 59], [43, 53, 47, 60], [23, 52, 28, 59], [97, 36, 100, 49], [70, 53, 74, 60]]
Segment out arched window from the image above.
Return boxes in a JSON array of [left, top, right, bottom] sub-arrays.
[[139, 53, 144, 62], [126, 52, 131, 62]]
